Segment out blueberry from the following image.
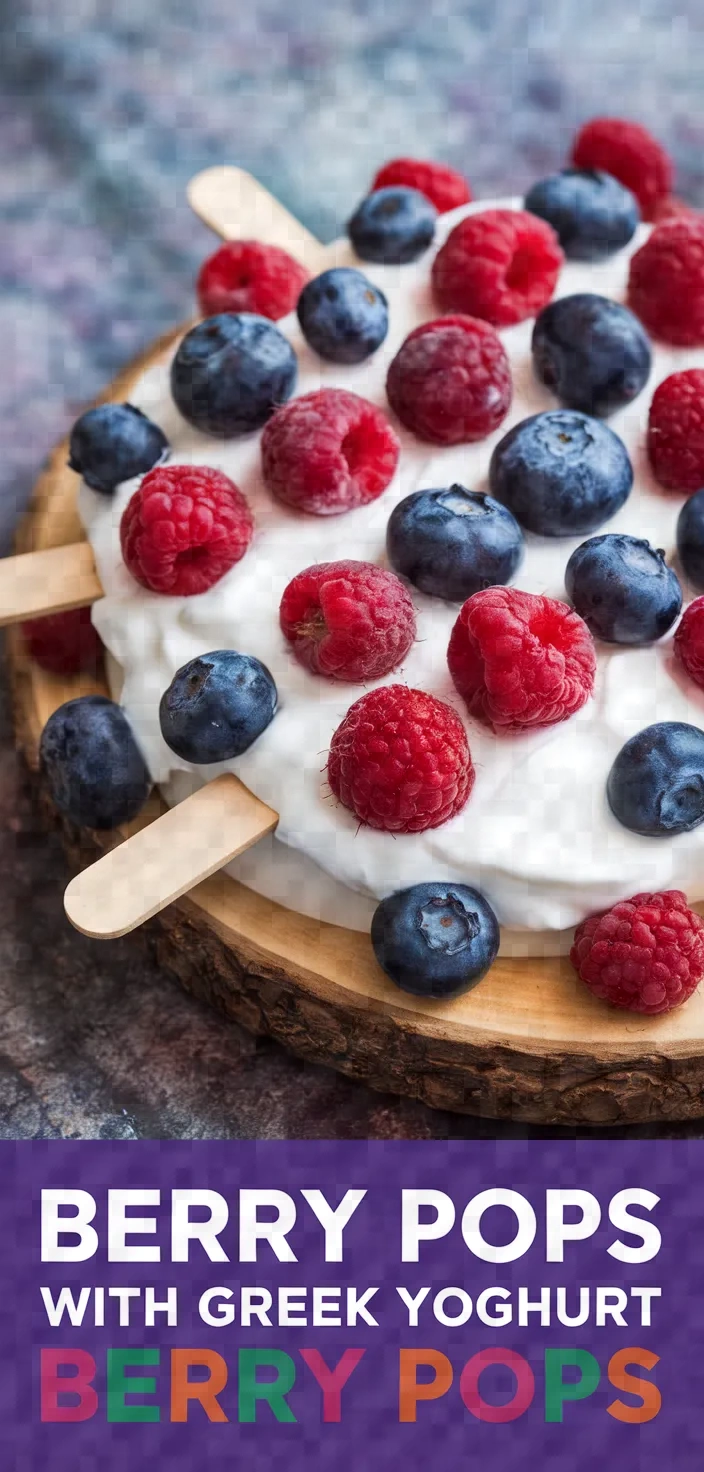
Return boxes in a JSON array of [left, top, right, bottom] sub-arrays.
[[371, 882, 500, 998], [607, 722, 704, 836], [489, 410, 633, 537], [40, 695, 152, 830], [347, 186, 437, 265], [297, 267, 389, 364], [68, 403, 169, 496], [532, 293, 651, 417], [565, 534, 682, 644], [524, 169, 639, 261], [677, 489, 704, 590], [170, 314, 297, 437], [159, 650, 278, 764], [386, 485, 524, 601]]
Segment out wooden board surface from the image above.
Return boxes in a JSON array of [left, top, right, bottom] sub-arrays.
[[10, 335, 704, 1128]]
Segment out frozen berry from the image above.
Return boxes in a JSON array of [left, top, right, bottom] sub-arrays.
[[647, 370, 704, 492], [565, 535, 681, 645], [489, 410, 633, 537], [371, 882, 499, 998], [571, 117, 673, 221], [628, 217, 704, 346], [571, 890, 704, 1015], [170, 313, 297, 436], [348, 186, 437, 264], [532, 293, 651, 417], [159, 650, 277, 764], [297, 268, 388, 364], [40, 695, 151, 829], [677, 489, 704, 589], [279, 560, 415, 681], [524, 169, 639, 261], [386, 315, 511, 445], [22, 606, 102, 676], [327, 685, 473, 833], [674, 597, 704, 687], [431, 208, 563, 327], [121, 464, 253, 596], [607, 722, 704, 836], [386, 485, 523, 602], [371, 158, 472, 214], [196, 240, 309, 320], [448, 586, 596, 734], [261, 388, 399, 515], [68, 403, 169, 496]]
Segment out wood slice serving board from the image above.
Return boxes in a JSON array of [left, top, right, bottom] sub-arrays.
[[9, 301, 704, 1134]]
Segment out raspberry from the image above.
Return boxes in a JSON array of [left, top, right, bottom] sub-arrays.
[[280, 560, 416, 681], [22, 606, 102, 676], [628, 216, 704, 346], [647, 370, 704, 493], [570, 890, 704, 1014], [261, 389, 399, 515], [570, 117, 673, 221], [431, 210, 563, 327], [651, 196, 699, 225], [447, 586, 596, 733], [120, 464, 253, 595], [196, 240, 309, 321], [371, 158, 472, 214], [386, 315, 512, 445], [674, 597, 704, 687], [327, 685, 474, 833]]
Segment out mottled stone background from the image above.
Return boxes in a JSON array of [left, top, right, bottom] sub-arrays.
[[1, 0, 703, 1138]]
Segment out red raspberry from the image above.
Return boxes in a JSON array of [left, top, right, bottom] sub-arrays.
[[431, 209, 563, 327], [628, 216, 704, 346], [22, 606, 102, 676], [447, 586, 596, 734], [261, 389, 399, 516], [570, 117, 673, 221], [570, 889, 704, 1014], [196, 240, 309, 321], [674, 597, 704, 687], [120, 464, 253, 595], [280, 560, 415, 682], [327, 684, 473, 833], [647, 371, 704, 493], [386, 315, 511, 445], [651, 196, 699, 225], [371, 158, 472, 214]]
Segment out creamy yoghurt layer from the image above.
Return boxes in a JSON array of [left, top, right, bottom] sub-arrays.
[[80, 199, 704, 958]]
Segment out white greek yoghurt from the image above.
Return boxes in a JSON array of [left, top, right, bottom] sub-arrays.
[[80, 199, 704, 958]]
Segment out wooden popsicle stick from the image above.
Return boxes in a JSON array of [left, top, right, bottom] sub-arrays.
[[0, 542, 103, 626], [188, 164, 330, 273], [64, 773, 279, 939]]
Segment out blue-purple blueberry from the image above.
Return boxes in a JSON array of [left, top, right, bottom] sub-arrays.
[[297, 267, 388, 364], [532, 293, 651, 417], [371, 882, 500, 998], [159, 650, 278, 764], [40, 695, 152, 829], [565, 534, 682, 644], [489, 410, 633, 537], [68, 403, 169, 496], [348, 187, 437, 264], [607, 722, 704, 836], [170, 313, 297, 437], [524, 169, 639, 261], [386, 485, 523, 601]]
